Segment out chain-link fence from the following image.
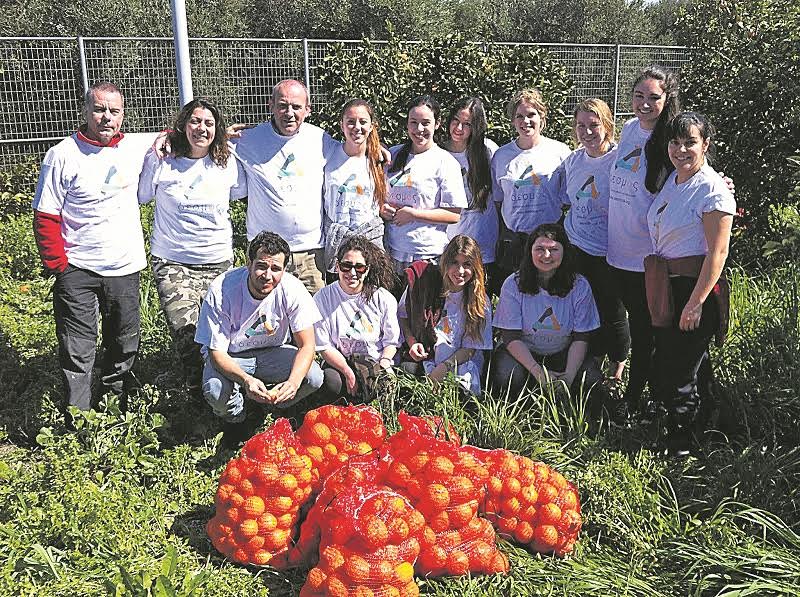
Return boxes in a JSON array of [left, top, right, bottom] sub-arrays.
[[0, 37, 690, 183]]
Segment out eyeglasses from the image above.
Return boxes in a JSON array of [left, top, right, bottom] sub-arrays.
[[338, 261, 368, 274]]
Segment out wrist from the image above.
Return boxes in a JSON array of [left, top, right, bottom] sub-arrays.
[[379, 357, 393, 366]]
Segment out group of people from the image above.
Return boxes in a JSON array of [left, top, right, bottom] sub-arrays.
[[32, 65, 735, 455]]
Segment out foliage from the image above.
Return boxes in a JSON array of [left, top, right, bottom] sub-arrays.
[[313, 32, 573, 148], [678, 0, 800, 240]]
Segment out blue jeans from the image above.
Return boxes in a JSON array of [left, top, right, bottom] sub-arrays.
[[202, 345, 324, 422]]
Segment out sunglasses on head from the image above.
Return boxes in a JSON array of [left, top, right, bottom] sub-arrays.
[[338, 261, 368, 274]]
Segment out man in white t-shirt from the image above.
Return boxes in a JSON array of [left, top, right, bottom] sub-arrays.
[[230, 79, 340, 294], [32, 81, 153, 414], [195, 231, 324, 436]]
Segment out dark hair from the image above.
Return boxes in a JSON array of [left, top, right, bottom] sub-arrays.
[[336, 235, 395, 303], [446, 97, 492, 211], [439, 235, 488, 341], [340, 99, 387, 208], [632, 65, 682, 194], [247, 231, 291, 265], [517, 223, 577, 297], [388, 95, 441, 174], [666, 111, 715, 164], [83, 81, 123, 114], [168, 98, 230, 166]]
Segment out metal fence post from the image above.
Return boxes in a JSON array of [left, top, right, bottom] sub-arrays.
[[303, 38, 311, 91], [613, 44, 621, 121], [77, 36, 89, 94]]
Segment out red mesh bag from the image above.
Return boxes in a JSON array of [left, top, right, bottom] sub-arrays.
[[299, 482, 423, 597], [391, 411, 461, 446], [206, 419, 315, 568], [466, 447, 582, 557], [381, 417, 508, 576], [296, 405, 387, 492]]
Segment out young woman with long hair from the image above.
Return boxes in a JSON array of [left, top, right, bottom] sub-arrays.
[[398, 235, 492, 394]]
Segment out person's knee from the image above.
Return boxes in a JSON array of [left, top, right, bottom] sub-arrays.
[[202, 367, 244, 422]]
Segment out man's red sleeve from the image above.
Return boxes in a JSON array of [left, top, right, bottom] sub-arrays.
[[33, 210, 68, 273]]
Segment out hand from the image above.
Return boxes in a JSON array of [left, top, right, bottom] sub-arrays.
[[529, 363, 547, 384], [408, 343, 429, 362], [428, 363, 448, 384], [551, 370, 575, 386], [152, 130, 170, 159], [380, 202, 397, 222], [718, 171, 735, 195], [379, 358, 395, 373], [380, 145, 392, 167], [679, 300, 703, 331], [271, 379, 299, 404], [226, 122, 255, 139], [392, 206, 417, 226], [342, 366, 358, 395], [243, 375, 270, 402]]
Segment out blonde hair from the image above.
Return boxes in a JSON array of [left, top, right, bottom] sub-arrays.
[[506, 88, 548, 129], [572, 98, 615, 152], [439, 235, 488, 341]]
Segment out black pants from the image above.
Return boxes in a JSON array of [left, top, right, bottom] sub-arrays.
[[610, 266, 653, 409], [575, 248, 630, 363], [651, 276, 719, 433], [53, 265, 140, 411]]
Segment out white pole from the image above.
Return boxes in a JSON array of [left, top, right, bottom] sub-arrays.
[[171, 0, 193, 106]]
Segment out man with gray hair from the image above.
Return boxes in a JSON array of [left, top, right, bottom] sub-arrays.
[[32, 81, 153, 414]]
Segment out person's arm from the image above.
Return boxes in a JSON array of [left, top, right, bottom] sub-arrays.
[[680, 210, 733, 331], [378, 345, 397, 371], [553, 338, 589, 386], [392, 206, 461, 225], [400, 316, 429, 362], [501, 329, 546, 384], [209, 349, 271, 402], [32, 153, 68, 275], [428, 347, 475, 383], [272, 326, 317, 403], [320, 347, 358, 394]]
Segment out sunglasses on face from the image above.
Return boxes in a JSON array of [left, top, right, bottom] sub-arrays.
[[338, 261, 368, 274]]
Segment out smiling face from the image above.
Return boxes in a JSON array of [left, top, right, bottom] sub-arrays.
[[407, 104, 438, 153], [575, 110, 609, 157], [341, 105, 373, 153], [513, 101, 543, 147], [185, 107, 216, 158], [448, 107, 473, 151], [271, 81, 310, 136], [84, 89, 124, 145], [337, 249, 368, 294], [668, 124, 709, 182], [632, 78, 666, 130], [531, 235, 563, 276], [445, 252, 474, 291], [247, 249, 286, 299]]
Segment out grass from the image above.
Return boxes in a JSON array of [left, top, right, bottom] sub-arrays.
[[1, 199, 799, 595]]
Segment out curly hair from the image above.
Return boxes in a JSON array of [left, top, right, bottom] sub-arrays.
[[439, 235, 488, 341], [517, 223, 577, 298], [336, 235, 395, 303], [168, 98, 230, 167], [248, 231, 291, 266]]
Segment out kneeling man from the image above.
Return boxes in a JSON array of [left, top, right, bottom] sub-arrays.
[[196, 231, 323, 426]]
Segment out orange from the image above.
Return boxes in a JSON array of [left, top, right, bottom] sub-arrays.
[[437, 530, 462, 551], [427, 456, 455, 478], [238, 478, 255, 497], [388, 518, 410, 543], [254, 462, 280, 485], [425, 484, 450, 511], [501, 496, 522, 516], [387, 496, 408, 515], [321, 545, 345, 570], [520, 484, 538, 505], [388, 461, 412, 488], [538, 483, 558, 504], [395, 561, 415, 584], [502, 477, 521, 497], [243, 495, 266, 518], [519, 468, 536, 484], [216, 483, 235, 503], [245, 534, 265, 551], [330, 429, 349, 449], [417, 545, 447, 571], [399, 581, 420, 597], [258, 512, 278, 532], [420, 526, 437, 548], [344, 554, 371, 583], [498, 454, 521, 476], [323, 443, 338, 458], [355, 441, 373, 455], [487, 476, 503, 496], [558, 509, 582, 535], [228, 492, 245, 508], [306, 566, 327, 589], [277, 473, 298, 494], [406, 479, 423, 499], [368, 424, 386, 443], [252, 549, 272, 566], [471, 539, 493, 570], [533, 462, 550, 484], [324, 575, 348, 597], [449, 502, 476, 528], [238, 519, 259, 538], [309, 422, 331, 444], [232, 547, 249, 563], [296, 467, 312, 486], [533, 524, 559, 548], [268, 496, 294, 514], [305, 445, 324, 464], [224, 462, 242, 484], [557, 488, 579, 511], [406, 509, 426, 535], [363, 516, 389, 548], [351, 587, 375, 597], [514, 520, 534, 544], [488, 551, 509, 574], [407, 451, 430, 473], [276, 513, 295, 529], [537, 503, 562, 526], [264, 528, 290, 551], [373, 559, 395, 583], [292, 487, 306, 503], [549, 470, 567, 490], [224, 506, 242, 525], [429, 510, 450, 533], [520, 504, 537, 521], [446, 550, 470, 576], [448, 476, 475, 502], [401, 537, 421, 561], [497, 516, 518, 535]]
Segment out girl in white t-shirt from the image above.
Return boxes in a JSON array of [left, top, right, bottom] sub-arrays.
[[398, 235, 493, 395], [646, 112, 735, 456], [382, 95, 468, 273], [492, 88, 571, 282], [442, 97, 501, 294], [138, 98, 246, 391], [314, 235, 400, 401], [323, 99, 387, 277], [492, 223, 611, 420]]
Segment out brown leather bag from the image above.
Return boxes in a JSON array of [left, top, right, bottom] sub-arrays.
[[644, 254, 673, 328]]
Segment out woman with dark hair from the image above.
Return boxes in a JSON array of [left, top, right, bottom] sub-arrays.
[[313, 235, 400, 401], [442, 96, 501, 294], [323, 99, 388, 279], [645, 112, 734, 455], [398, 235, 492, 394], [492, 224, 608, 412], [138, 97, 246, 391], [382, 95, 467, 274]]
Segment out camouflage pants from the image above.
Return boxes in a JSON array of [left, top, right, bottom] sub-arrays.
[[152, 257, 232, 388]]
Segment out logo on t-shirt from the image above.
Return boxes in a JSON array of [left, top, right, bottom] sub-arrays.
[[345, 310, 375, 339], [277, 153, 300, 178], [576, 176, 599, 201], [388, 166, 413, 188], [101, 165, 128, 196], [533, 306, 561, 331], [513, 165, 542, 189], [244, 313, 279, 338], [615, 147, 641, 173], [338, 173, 366, 197]]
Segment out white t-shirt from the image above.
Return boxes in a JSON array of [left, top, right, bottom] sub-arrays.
[[230, 122, 339, 250], [493, 273, 599, 356], [32, 132, 154, 276], [323, 144, 381, 230], [446, 139, 500, 263], [545, 146, 617, 257], [384, 144, 468, 261], [313, 282, 400, 360], [607, 119, 655, 271], [648, 163, 736, 260], [491, 137, 571, 233], [138, 150, 247, 264], [195, 267, 321, 356]]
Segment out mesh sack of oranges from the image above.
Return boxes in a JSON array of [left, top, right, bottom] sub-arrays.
[[206, 419, 316, 568], [299, 483, 424, 597], [465, 447, 582, 557], [390, 411, 461, 446], [296, 405, 387, 492], [381, 421, 508, 576]]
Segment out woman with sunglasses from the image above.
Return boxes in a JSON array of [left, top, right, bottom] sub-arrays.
[[313, 235, 400, 400]]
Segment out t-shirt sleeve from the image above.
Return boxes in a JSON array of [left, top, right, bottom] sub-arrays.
[[493, 276, 523, 330], [32, 148, 66, 214], [699, 177, 736, 217], [572, 276, 600, 333], [438, 153, 468, 209], [312, 290, 333, 352], [286, 277, 323, 333], [379, 291, 401, 349], [397, 288, 409, 320], [229, 160, 248, 200], [491, 152, 504, 204], [322, 131, 341, 163], [137, 149, 159, 204], [543, 160, 569, 207], [195, 284, 232, 353]]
